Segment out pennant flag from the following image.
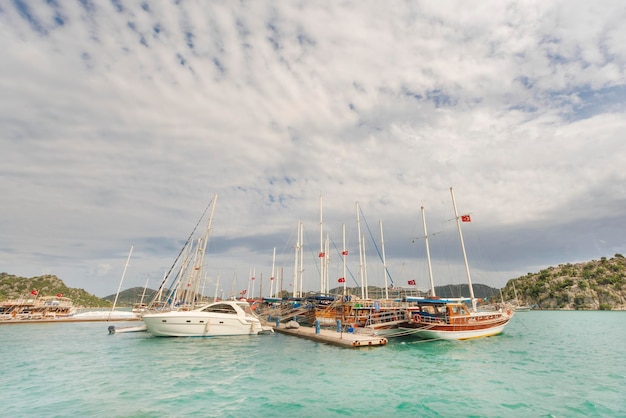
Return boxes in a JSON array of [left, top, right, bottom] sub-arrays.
[[270, 277, 274, 281], [407, 280, 416, 286], [56, 293, 63, 298], [240, 290, 247, 295], [318, 252, 326, 257], [341, 250, 348, 256], [30, 289, 39, 296], [338, 278, 346, 283], [250, 277, 255, 280], [461, 214, 471, 222]]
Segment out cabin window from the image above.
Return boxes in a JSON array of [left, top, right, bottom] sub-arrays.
[[202, 304, 237, 314]]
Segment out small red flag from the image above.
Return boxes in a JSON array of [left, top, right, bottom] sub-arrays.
[[341, 250, 348, 256], [318, 252, 325, 257], [270, 277, 274, 281], [31, 289, 39, 296], [408, 280, 416, 285], [461, 215, 471, 222], [56, 293, 63, 298], [240, 290, 247, 295], [338, 278, 346, 283]]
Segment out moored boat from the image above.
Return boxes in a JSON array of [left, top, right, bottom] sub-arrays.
[[0, 295, 76, 320], [142, 300, 271, 337], [393, 188, 514, 340], [399, 297, 513, 340]]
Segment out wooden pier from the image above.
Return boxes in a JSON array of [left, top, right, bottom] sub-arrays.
[[273, 325, 387, 348]]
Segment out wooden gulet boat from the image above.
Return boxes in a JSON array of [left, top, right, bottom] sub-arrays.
[[396, 188, 514, 340]]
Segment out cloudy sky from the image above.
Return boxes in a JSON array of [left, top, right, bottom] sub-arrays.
[[1, 0, 625, 298]]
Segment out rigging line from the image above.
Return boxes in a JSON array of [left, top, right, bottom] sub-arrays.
[[150, 195, 217, 305], [358, 206, 395, 286]]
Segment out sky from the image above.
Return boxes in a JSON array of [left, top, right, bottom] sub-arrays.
[[1, 0, 625, 298]]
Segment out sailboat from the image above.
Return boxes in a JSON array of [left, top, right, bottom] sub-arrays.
[[512, 280, 531, 312], [397, 188, 514, 340]]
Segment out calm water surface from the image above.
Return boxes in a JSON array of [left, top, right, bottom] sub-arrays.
[[1, 311, 624, 417]]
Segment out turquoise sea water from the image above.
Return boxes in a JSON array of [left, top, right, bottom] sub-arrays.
[[1, 311, 624, 417]]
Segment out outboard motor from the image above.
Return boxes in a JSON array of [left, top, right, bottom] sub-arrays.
[[108, 325, 116, 335]]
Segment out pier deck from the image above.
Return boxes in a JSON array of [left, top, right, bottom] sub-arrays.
[[273, 325, 387, 348]]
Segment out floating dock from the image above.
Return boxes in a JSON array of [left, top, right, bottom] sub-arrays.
[[273, 325, 387, 348]]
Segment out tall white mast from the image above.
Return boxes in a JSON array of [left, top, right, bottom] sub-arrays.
[[323, 234, 330, 294], [421, 206, 436, 297], [270, 247, 276, 298], [342, 223, 347, 295], [250, 268, 255, 300], [379, 220, 389, 300], [450, 187, 476, 311], [110, 244, 133, 320], [356, 202, 365, 298], [293, 221, 300, 298], [319, 195, 325, 294], [299, 222, 304, 297], [139, 276, 149, 307], [213, 274, 220, 301], [362, 235, 369, 299], [192, 194, 218, 305]]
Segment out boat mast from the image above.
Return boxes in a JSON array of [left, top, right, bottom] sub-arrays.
[[324, 234, 330, 294], [139, 276, 149, 306], [379, 220, 389, 300], [450, 187, 476, 311], [319, 195, 325, 294], [299, 222, 304, 297], [213, 274, 220, 301], [109, 245, 133, 320], [192, 194, 218, 305], [512, 280, 520, 305], [421, 206, 436, 297], [362, 234, 369, 299], [356, 202, 365, 299], [293, 221, 300, 298], [342, 223, 347, 295], [270, 247, 276, 298]]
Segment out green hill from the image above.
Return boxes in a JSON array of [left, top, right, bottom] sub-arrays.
[[0, 273, 111, 308], [501, 254, 626, 310]]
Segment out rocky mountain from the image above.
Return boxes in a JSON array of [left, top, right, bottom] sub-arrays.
[[501, 254, 626, 310]]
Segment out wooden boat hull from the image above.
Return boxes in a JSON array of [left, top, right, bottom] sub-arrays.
[[399, 316, 511, 340]]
